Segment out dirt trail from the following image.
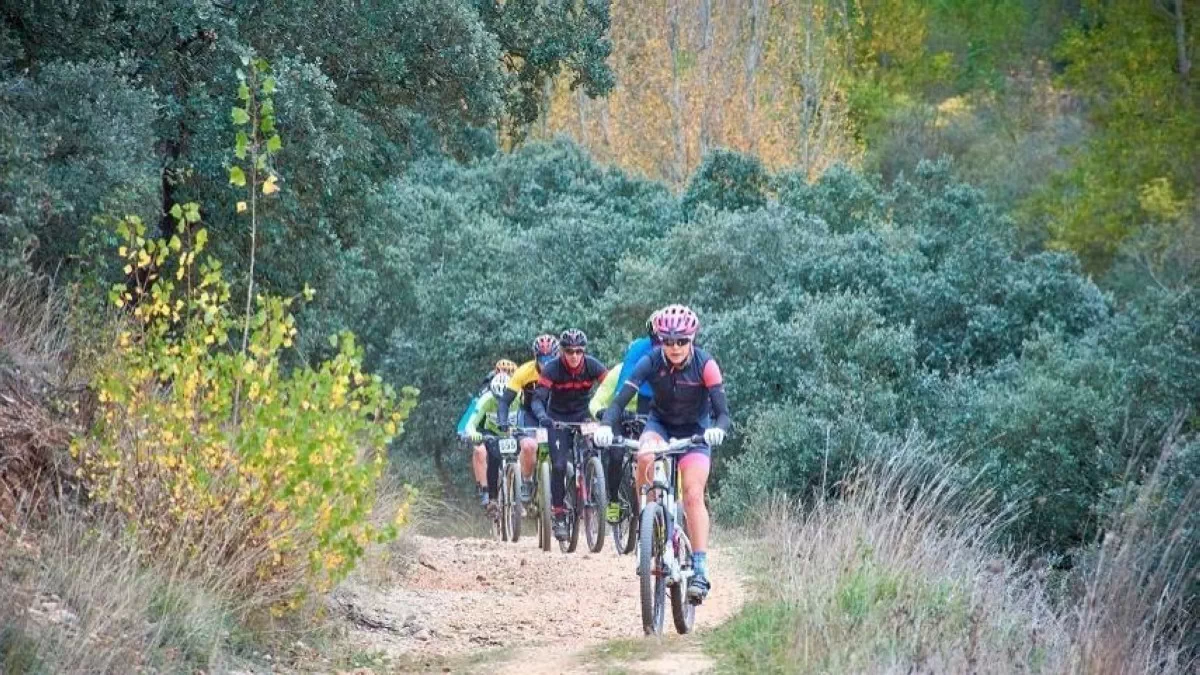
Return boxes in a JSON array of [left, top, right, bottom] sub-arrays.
[[335, 531, 746, 673]]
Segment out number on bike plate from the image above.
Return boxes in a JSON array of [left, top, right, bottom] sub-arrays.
[[498, 438, 518, 455], [536, 428, 548, 444], [580, 422, 598, 435]]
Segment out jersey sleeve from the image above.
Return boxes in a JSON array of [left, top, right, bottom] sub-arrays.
[[623, 352, 655, 391], [465, 391, 492, 432], [508, 360, 538, 395], [702, 359, 723, 387], [589, 363, 621, 419], [456, 396, 479, 436]]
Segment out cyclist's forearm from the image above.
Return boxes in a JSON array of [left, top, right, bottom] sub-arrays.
[[709, 385, 731, 431], [531, 387, 551, 425]]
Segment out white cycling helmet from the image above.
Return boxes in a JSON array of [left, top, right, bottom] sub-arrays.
[[489, 372, 511, 398]]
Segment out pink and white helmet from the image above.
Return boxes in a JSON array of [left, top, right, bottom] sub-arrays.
[[653, 304, 699, 339]]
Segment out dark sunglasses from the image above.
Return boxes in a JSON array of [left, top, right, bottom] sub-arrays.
[[563, 347, 585, 355], [661, 338, 691, 347]]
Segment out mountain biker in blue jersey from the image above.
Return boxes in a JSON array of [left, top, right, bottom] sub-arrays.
[[532, 329, 608, 541], [615, 309, 662, 416], [597, 309, 662, 523], [594, 305, 730, 602]]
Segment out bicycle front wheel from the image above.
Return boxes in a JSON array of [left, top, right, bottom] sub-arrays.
[[505, 463, 521, 543], [584, 455, 607, 553], [638, 502, 666, 635], [562, 462, 580, 553], [538, 460, 552, 553]]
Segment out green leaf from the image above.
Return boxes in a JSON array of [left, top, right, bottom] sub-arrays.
[[184, 203, 201, 223], [231, 107, 250, 125], [260, 116, 275, 134], [235, 131, 249, 159], [195, 228, 208, 249], [256, 155, 267, 171], [329, 334, 339, 348], [170, 204, 183, 219], [238, 83, 250, 101], [260, 99, 274, 115], [229, 166, 246, 187], [266, 135, 282, 153], [169, 235, 182, 252], [262, 76, 276, 95]]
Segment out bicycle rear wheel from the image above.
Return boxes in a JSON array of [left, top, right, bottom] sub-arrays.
[[638, 502, 666, 635], [612, 459, 637, 555], [584, 455, 607, 553], [670, 523, 695, 634]]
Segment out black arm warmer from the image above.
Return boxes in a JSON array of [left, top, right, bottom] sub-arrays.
[[709, 384, 731, 431]]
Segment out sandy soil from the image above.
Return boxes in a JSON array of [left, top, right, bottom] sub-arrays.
[[334, 530, 746, 673]]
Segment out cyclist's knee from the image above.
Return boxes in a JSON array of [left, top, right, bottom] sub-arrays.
[[638, 432, 665, 453], [473, 444, 486, 460], [520, 437, 537, 453], [682, 486, 707, 511]]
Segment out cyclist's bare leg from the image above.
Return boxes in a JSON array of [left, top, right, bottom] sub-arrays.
[[472, 443, 488, 486], [519, 437, 537, 481], [680, 455, 711, 552], [636, 431, 665, 503]]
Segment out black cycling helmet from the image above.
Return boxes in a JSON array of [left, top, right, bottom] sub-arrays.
[[560, 328, 587, 349]]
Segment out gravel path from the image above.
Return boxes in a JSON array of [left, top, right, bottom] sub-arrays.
[[335, 530, 747, 672]]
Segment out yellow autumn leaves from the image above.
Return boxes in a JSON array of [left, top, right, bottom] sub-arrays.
[[74, 207, 419, 608]]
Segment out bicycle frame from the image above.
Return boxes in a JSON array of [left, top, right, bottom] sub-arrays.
[[615, 435, 702, 588]]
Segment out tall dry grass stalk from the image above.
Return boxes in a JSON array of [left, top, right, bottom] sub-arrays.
[[0, 499, 240, 673], [716, 431, 1196, 674], [1069, 416, 1198, 674]]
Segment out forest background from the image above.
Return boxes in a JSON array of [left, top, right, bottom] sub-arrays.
[[1, 0, 1198, 666]]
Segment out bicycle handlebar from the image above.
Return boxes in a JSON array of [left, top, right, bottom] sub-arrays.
[[609, 435, 705, 454]]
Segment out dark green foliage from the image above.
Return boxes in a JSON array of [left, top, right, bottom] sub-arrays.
[[2, 0, 1195, 566], [681, 149, 770, 220], [1, 62, 159, 273]]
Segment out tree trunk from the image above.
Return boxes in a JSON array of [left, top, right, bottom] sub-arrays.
[[666, 0, 688, 183], [1174, 0, 1192, 81], [743, 0, 768, 155], [698, 0, 716, 155]]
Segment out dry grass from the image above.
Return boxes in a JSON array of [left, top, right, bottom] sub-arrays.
[[0, 501, 243, 674], [708, 432, 1197, 674]]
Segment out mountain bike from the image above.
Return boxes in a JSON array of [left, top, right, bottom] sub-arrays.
[[512, 426, 552, 552], [612, 434, 702, 635], [495, 435, 522, 543], [610, 414, 647, 555], [553, 421, 608, 554]]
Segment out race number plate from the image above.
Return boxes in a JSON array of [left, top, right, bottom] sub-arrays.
[[536, 428, 548, 444], [580, 421, 599, 435], [498, 437, 518, 455]]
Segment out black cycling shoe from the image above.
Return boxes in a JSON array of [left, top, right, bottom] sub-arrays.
[[552, 513, 569, 541], [687, 574, 711, 604]]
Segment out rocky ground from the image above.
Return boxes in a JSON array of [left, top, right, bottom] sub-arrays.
[[334, 529, 747, 673]]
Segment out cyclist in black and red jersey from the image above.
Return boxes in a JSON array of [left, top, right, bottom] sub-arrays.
[[593, 305, 730, 601], [532, 328, 608, 541]]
